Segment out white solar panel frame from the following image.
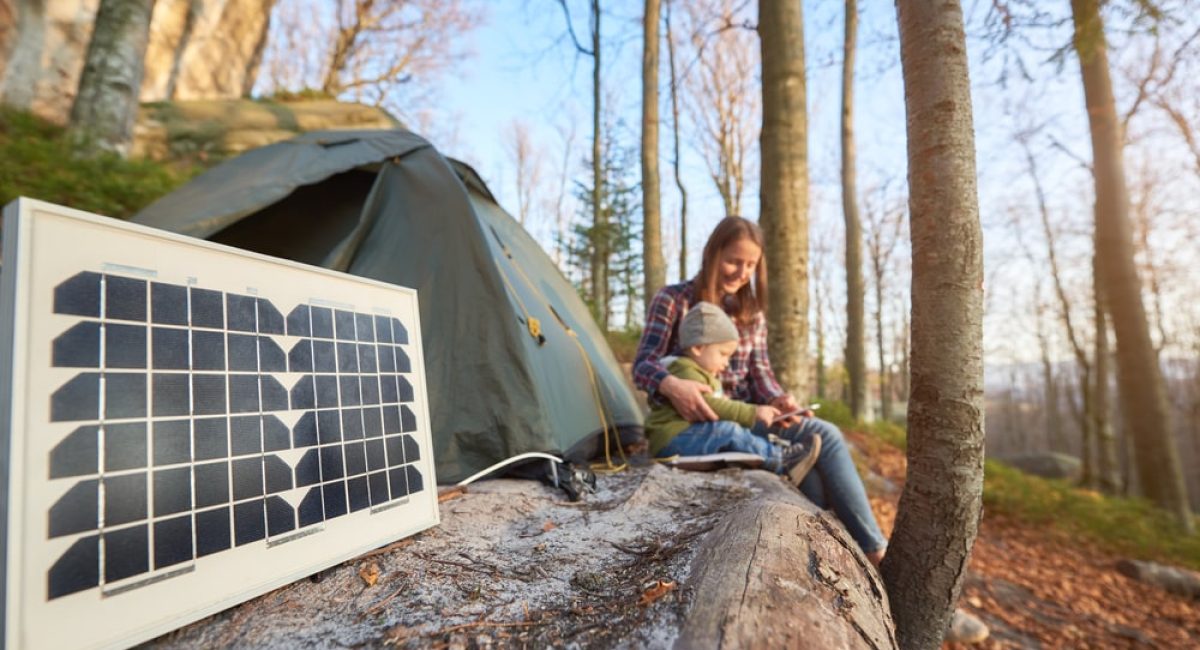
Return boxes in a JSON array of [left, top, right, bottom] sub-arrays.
[[0, 198, 440, 650]]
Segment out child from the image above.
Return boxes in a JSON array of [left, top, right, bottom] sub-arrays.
[[645, 301, 821, 485]]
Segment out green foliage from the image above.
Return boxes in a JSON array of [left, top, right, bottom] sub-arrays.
[[261, 88, 336, 102], [983, 460, 1200, 571], [813, 398, 854, 429], [0, 108, 196, 218], [605, 327, 643, 364]]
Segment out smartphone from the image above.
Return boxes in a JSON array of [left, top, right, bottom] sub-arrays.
[[771, 403, 821, 424]]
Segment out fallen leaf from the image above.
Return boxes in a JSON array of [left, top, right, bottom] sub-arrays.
[[638, 579, 676, 606], [541, 520, 557, 532], [359, 562, 381, 587]]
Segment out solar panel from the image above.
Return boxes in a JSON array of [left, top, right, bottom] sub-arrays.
[[0, 199, 440, 649]]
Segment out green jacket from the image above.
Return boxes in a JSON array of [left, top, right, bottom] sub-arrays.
[[645, 356, 758, 456]]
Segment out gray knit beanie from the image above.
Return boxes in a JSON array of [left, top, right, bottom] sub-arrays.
[[679, 301, 739, 348]]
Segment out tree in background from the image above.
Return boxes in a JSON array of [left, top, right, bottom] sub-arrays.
[[882, 1, 985, 646], [505, 119, 544, 227], [69, 0, 157, 155], [1070, 0, 1192, 531], [757, 0, 809, 394], [664, 0, 690, 281], [841, 0, 866, 419], [864, 186, 904, 422], [641, 0, 665, 313]]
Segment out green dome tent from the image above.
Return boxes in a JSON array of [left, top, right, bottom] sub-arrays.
[[132, 129, 644, 486]]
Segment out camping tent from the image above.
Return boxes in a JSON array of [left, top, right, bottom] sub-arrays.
[[132, 129, 644, 485]]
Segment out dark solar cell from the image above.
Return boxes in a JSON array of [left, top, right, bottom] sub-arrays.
[[286, 305, 312, 337], [294, 450, 321, 487], [50, 425, 98, 478], [195, 507, 231, 557], [104, 422, 147, 471], [153, 467, 192, 517], [264, 456, 293, 494], [225, 294, 257, 332], [189, 288, 224, 329], [362, 406, 383, 438], [232, 457, 264, 500], [385, 436, 404, 467], [395, 347, 411, 373], [92, 329, 137, 382], [152, 327, 189, 369], [193, 417, 228, 460], [105, 373, 147, 419], [105, 276, 146, 322], [382, 405, 400, 434], [310, 307, 333, 338], [355, 314, 374, 341], [340, 408, 364, 440], [344, 442, 366, 477], [365, 439, 386, 472], [256, 299, 284, 334], [320, 446, 344, 481], [191, 374, 226, 415], [152, 373, 189, 417], [315, 374, 339, 408], [54, 271, 101, 317], [388, 467, 409, 498], [151, 283, 187, 325], [287, 340, 313, 373], [380, 375, 398, 404], [289, 376, 315, 411], [317, 410, 341, 444], [322, 482, 347, 519], [347, 477, 370, 512], [392, 319, 408, 344], [397, 376, 414, 403], [234, 500, 265, 546], [374, 315, 393, 343], [401, 405, 417, 432], [258, 337, 286, 372], [153, 420, 191, 466], [339, 376, 361, 406], [312, 340, 336, 373], [361, 377, 380, 405], [49, 479, 99, 537], [369, 472, 390, 506], [48, 535, 100, 598], [336, 342, 358, 373], [402, 435, 421, 463], [230, 416, 262, 456], [266, 496, 295, 536], [358, 344, 377, 373], [194, 462, 230, 508], [101, 487, 146, 542], [104, 524, 149, 582], [334, 310, 356, 340], [51, 372, 100, 422], [298, 488, 324, 527], [226, 334, 258, 372], [154, 516, 194, 569], [262, 415, 290, 452], [292, 411, 318, 448], [191, 330, 225, 370], [228, 375, 260, 414], [405, 466, 424, 494], [52, 321, 100, 368], [377, 345, 396, 373], [260, 376, 288, 412]]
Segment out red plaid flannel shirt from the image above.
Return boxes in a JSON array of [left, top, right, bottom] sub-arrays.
[[633, 281, 785, 405]]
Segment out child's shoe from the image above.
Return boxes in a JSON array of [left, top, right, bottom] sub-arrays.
[[781, 435, 821, 486]]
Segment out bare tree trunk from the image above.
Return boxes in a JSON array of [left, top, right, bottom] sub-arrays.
[[590, 0, 608, 330], [665, 0, 688, 282], [874, 261, 890, 421], [69, 0, 157, 156], [0, 0, 46, 110], [758, 0, 809, 394], [1094, 251, 1121, 492], [882, 2, 984, 647], [1036, 303, 1064, 452], [1070, 0, 1192, 531], [642, 0, 665, 313], [841, 0, 867, 420]]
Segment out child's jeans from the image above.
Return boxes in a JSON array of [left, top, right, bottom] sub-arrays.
[[657, 421, 783, 472]]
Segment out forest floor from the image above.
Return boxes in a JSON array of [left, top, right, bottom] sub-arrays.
[[846, 429, 1200, 649]]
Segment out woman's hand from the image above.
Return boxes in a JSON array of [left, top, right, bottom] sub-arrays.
[[755, 405, 781, 425], [659, 375, 718, 422]]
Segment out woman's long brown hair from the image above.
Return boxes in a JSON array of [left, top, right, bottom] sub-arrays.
[[693, 216, 768, 325]]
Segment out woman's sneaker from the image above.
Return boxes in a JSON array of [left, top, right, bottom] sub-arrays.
[[781, 435, 821, 486]]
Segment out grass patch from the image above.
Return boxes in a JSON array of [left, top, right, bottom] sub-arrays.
[[0, 107, 197, 218], [605, 328, 643, 364]]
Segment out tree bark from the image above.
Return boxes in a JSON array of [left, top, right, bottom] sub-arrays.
[[1070, 0, 1192, 531], [758, 0, 809, 394], [590, 0, 608, 330], [0, 0, 46, 110], [665, 0, 688, 282], [874, 260, 890, 421], [841, 0, 866, 420], [69, 0, 157, 156], [1093, 250, 1121, 492], [882, 2, 984, 648], [641, 0, 665, 314]]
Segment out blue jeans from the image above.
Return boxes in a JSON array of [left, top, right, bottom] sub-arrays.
[[754, 417, 887, 554], [657, 421, 784, 473]]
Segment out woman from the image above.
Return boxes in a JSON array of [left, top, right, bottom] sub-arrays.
[[633, 216, 887, 564]]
